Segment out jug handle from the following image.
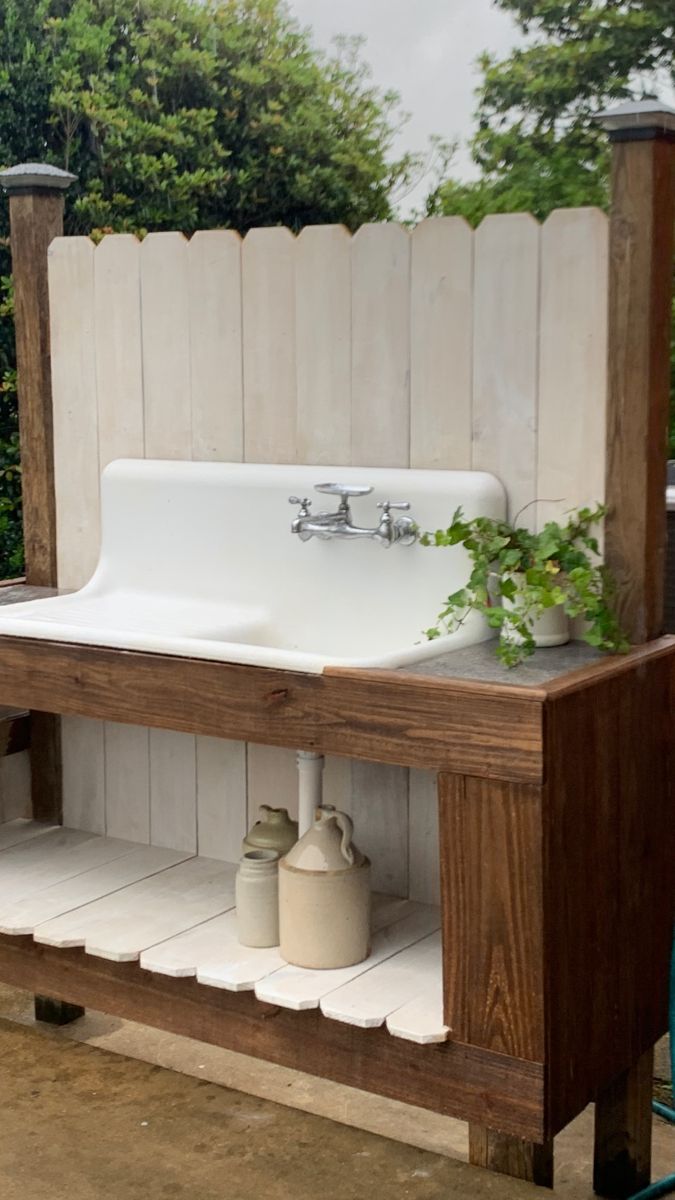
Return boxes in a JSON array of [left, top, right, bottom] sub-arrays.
[[333, 811, 355, 866]]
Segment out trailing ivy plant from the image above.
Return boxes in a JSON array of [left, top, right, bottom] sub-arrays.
[[420, 504, 628, 667]]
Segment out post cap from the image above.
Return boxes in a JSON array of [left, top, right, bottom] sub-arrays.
[[0, 162, 77, 193], [595, 100, 675, 141]]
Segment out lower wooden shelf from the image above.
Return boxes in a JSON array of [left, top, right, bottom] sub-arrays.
[[0, 819, 447, 1045]]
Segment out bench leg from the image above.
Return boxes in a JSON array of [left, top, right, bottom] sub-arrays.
[[468, 1125, 554, 1188], [34, 995, 85, 1026], [593, 1049, 653, 1198]]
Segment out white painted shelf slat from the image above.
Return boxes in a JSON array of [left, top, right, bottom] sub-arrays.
[[0, 819, 57, 852], [34, 857, 237, 961], [0, 844, 191, 935], [0, 822, 448, 1042], [255, 901, 439, 1011], [320, 931, 443, 1029]]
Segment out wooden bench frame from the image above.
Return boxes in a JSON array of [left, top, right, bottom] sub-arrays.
[[0, 105, 673, 1195]]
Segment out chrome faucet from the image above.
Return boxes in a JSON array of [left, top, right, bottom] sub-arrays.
[[289, 483, 417, 547]]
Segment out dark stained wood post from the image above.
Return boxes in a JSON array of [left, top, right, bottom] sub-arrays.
[[598, 100, 675, 644], [0, 163, 75, 829], [591, 100, 675, 1199], [0, 164, 83, 1026]]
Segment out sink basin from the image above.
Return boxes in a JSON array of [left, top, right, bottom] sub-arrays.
[[0, 460, 505, 673]]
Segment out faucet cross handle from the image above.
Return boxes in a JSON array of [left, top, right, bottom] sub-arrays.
[[289, 495, 312, 517], [377, 500, 411, 514]]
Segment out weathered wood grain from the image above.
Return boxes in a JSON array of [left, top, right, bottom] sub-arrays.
[[593, 1050, 654, 1199], [468, 1126, 553, 1188], [0, 637, 545, 781], [604, 136, 675, 642], [438, 773, 544, 1062], [8, 191, 64, 586], [543, 652, 675, 1134], [0, 934, 546, 1140]]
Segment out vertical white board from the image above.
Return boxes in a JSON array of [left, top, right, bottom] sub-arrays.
[[49, 237, 104, 836], [95, 235, 144, 466], [196, 736, 247, 862], [94, 234, 150, 844], [104, 723, 150, 844], [472, 214, 540, 526], [242, 227, 298, 819], [242, 227, 297, 463], [141, 231, 197, 849], [141, 232, 191, 458], [537, 208, 609, 533], [408, 769, 440, 906], [62, 716, 105, 834], [50, 236, 99, 589], [295, 225, 351, 465], [411, 218, 473, 469], [351, 224, 410, 467], [0, 753, 31, 822], [189, 230, 244, 462], [188, 230, 247, 866], [149, 728, 197, 853], [350, 224, 410, 893], [350, 762, 408, 897]]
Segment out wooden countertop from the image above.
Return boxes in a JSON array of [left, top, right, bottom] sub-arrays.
[[0, 583, 672, 781]]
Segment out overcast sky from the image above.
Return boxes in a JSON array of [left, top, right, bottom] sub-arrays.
[[287, 0, 524, 215]]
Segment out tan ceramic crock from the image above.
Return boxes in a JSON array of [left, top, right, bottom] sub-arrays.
[[279, 806, 371, 969]]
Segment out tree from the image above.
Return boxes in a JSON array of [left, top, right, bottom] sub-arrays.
[[0, 0, 415, 574], [427, 0, 674, 223]]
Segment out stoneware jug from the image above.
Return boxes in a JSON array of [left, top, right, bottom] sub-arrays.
[[242, 805, 298, 858], [236, 849, 280, 948], [279, 805, 371, 969]]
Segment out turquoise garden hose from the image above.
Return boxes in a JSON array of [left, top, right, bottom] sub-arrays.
[[629, 935, 675, 1200]]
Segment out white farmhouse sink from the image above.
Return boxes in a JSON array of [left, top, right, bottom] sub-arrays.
[[0, 461, 505, 673]]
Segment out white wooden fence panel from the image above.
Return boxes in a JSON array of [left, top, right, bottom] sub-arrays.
[[141, 232, 192, 458], [351, 224, 410, 467], [187, 229, 248, 869], [411, 218, 473, 469], [242, 227, 297, 463], [242, 227, 298, 821], [537, 208, 609, 533], [95, 234, 144, 465], [472, 214, 540, 527], [189, 230, 244, 461], [349, 223, 411, 896], [47, 211, 610, 901], [93, 233, 150, 843], [140, 232, 197, 851], [295, 225, 352, 465], [50, 236, 99, 588]]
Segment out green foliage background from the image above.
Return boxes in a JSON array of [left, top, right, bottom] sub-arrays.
[[0, 0, 417, 576]]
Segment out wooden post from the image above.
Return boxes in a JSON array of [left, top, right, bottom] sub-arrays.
[[0, 163, 75, 827], [0, 164, 83, 1027], [592, 99, 675, 1198], [598, 100, 675, 643]]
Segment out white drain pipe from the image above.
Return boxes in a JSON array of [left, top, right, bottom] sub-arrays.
[[296, 750, 325, 836]]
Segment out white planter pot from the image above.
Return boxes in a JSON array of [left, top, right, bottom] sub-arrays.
[[500, 577, 570, 649]]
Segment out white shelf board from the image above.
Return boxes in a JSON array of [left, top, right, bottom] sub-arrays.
[[0, 821, 449, 1043]]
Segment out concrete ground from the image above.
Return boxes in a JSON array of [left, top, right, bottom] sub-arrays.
[[0, 984, 671, 1200]]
